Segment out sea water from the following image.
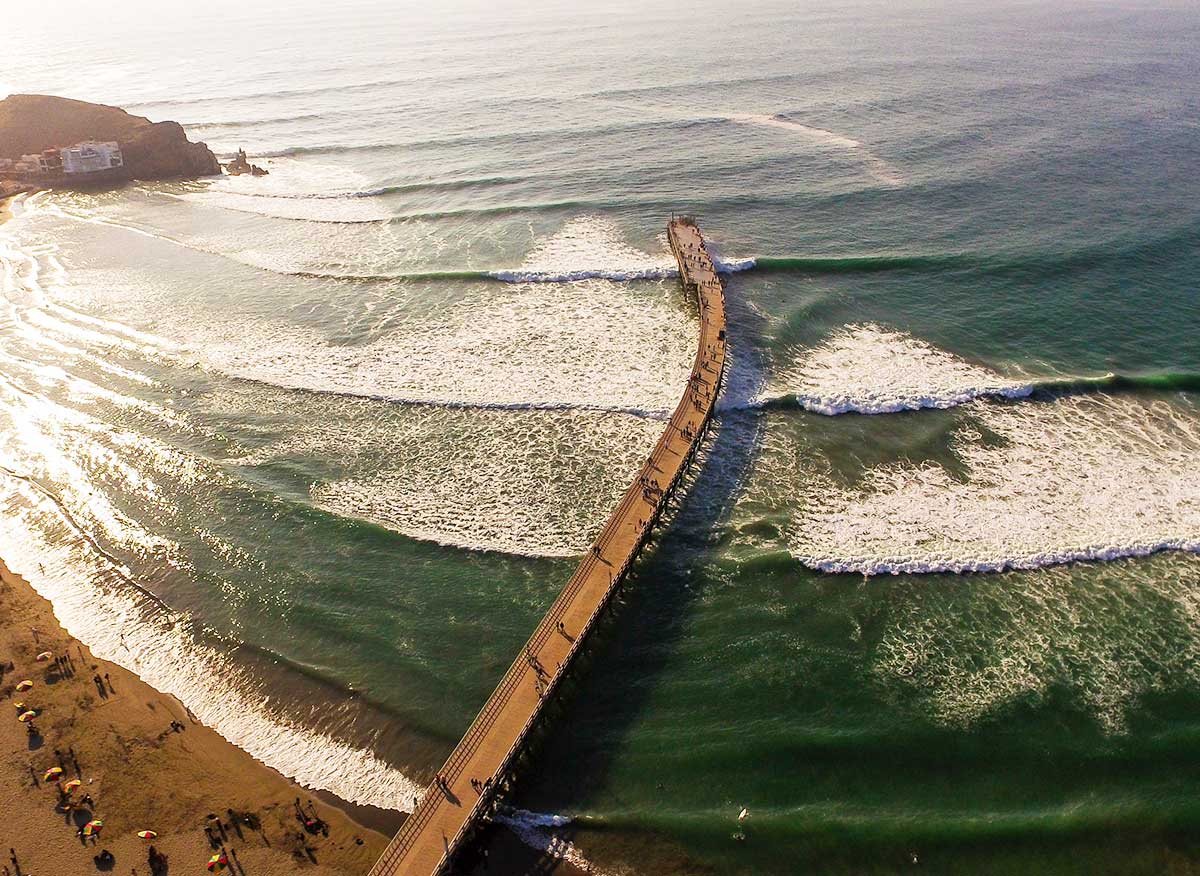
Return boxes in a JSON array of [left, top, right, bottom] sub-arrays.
[[2, 1, 1200, 873]]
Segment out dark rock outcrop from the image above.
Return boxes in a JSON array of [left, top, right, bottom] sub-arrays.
[[0, 94, 219, 182]]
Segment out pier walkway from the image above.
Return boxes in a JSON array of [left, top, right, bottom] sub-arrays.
[[368, 218, 727, 876]]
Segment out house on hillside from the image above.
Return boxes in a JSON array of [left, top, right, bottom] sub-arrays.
[[61, 141, 123, 174], [1, 141, 123, 182]]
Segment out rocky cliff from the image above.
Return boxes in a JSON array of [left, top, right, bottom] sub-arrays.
[[0, 94, 220, 181]]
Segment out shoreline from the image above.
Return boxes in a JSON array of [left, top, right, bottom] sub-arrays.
[[0, 189, 597, 876], [0, 554, 391, 874]]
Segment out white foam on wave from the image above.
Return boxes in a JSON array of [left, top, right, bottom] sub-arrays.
[[505, 215, 677, 279], [494, 809, 611, 874], [190, 280, 693, 413], [183, 218, 696, 414], [300, 404, 664, 557], [790, 392, 1200, 575], [489, 266, 677, 283], [729, 113, 904, 187], [173, 190, 391, 224], [869, 555, 1200, 731], [762, 324, 1033, 414], [712, 254, 758, 274]]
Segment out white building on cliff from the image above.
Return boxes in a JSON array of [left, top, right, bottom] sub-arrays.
[[61, 142, 123, 174]]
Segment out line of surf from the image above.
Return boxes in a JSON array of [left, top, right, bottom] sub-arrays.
[[200, 175, 528, 200], [750, 371, 1200, 416], [287, 257, 756, 284], [799, 538, 1200, 577], [219, 372, 673, 420]]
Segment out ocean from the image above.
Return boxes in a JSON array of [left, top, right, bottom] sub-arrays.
[[2, 0, 1200, 872]]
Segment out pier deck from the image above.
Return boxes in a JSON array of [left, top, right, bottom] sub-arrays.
[[369, 218, 727, 876]]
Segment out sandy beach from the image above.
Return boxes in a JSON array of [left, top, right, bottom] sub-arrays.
[[0, 556, 389, 876]]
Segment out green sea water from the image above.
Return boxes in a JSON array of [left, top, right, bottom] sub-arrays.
[[2, 1, 1200, 873]]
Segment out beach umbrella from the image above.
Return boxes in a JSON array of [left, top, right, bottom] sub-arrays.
[[63, 779, 82, 793], [43, 766, 63, 781], [83, 819, 103, 836], [36, 651, 53, 662], [15, 680, 33, 691], [206, 852, 228, 872], [18, 710, 37, 722], [137, 830, 157, 839]]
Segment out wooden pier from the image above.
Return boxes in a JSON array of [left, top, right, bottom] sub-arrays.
[[368, 218, 728, 876]]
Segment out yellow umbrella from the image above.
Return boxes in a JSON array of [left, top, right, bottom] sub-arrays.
[[15, 680, 33, 691], [43, 766, 63, 782], [63, 779, 82, 793], [18, 710, 37, 722], [36, 651, 53, 662], [83, 819, 103, 836], [137, 830, 157, 839], [206, 852, 228, 872]]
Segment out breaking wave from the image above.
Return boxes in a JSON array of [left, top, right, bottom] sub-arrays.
[[493, 809, 609, 874], [289, 256, 754, 285], [754, 366, 1200, 416], [728, 113, 904, 186], [201, 175, 528, 199], [789, 393, 1200, 575], [758, 325, 1033, 415]]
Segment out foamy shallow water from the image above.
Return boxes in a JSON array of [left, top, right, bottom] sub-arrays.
[[789, 392, 1200, 575], [760, 323, 1033, 414], [0, 473, 424, 811]]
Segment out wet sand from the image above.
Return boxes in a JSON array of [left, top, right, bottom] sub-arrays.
[[0, 556, 389, 875]]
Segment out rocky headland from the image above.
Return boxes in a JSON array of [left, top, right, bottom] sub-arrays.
[[0, 94, 220, 186]]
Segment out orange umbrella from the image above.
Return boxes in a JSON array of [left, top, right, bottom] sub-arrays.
[[43, 766, 63, 782], [18, 710, 37, 722], [36, 651, 53, 662], [137, 830, 157, 839], [15, 680, 33, 691], [83, 819, 103, 836], [63, 779, 82, 793]]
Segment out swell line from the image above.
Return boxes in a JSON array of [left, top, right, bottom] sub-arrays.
[[751, 370, 1200, 416]]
